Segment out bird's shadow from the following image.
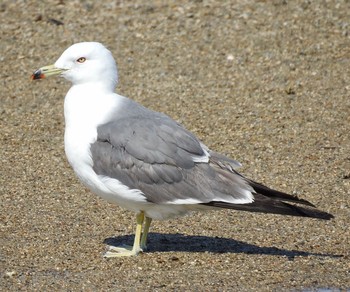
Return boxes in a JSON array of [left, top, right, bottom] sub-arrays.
[[104, 233, 343, 259]]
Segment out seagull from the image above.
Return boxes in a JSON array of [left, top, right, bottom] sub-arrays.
[[32, 42, 333, 257]]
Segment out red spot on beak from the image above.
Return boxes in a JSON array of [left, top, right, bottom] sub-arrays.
[[31, 69, 44, 80]]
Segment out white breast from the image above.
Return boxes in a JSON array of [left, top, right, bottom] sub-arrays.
[[64, 84, 113, 182], [63, 85, 148, 208]]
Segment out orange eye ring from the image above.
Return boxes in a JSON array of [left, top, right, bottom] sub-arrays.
[[77, 57, 86, 63]]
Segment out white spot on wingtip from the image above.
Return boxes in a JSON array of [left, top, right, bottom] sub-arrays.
[[192, 142, 210, 163]]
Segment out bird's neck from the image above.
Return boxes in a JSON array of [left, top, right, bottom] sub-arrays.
[[64, 83, 120, 130], [63, 83, 122, 174]]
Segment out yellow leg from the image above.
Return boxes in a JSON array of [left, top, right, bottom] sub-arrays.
[[140, 216, 152, 251], [104, 212, 145, 257]]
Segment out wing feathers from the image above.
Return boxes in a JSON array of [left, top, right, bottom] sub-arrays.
[[91, 112, 333, 220], [202, 194, 334, 220]]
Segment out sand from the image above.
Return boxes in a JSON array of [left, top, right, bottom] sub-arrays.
[[1, 1, 349, 291]]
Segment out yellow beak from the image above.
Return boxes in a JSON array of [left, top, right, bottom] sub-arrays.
[[31, 64, 67, 80]]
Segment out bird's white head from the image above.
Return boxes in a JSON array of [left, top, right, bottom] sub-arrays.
[[32, 42, 118, 91]]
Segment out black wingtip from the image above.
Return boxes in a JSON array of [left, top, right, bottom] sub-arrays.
[[288, 203, 334, 220], [321, 212, 334, 220], [201, 199, 334, 221], [243, 180, 334, 220], [247, 179, 317, 207]]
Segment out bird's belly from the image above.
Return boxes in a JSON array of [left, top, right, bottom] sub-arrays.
[[63, 128, 200, 220], [66, 148, 200, 219], [64, 128, 151, 212]]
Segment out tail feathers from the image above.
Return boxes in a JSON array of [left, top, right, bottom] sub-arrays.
[[202, 193, 334, 220], [208, 152, 333, 220]]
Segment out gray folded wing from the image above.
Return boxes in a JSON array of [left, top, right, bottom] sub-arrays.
[[90, 115, 253, 205]]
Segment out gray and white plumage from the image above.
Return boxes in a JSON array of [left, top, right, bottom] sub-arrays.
[[32, 42, 333, 256]]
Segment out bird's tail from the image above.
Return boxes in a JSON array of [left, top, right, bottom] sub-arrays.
[[202, 176, 334, 220], [203, 193, 334, 220], [204, 151, 334, 220]]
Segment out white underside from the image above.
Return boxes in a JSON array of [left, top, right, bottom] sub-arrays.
[[64, 84, 254, 220]]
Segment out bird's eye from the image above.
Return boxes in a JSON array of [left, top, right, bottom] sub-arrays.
[[76, 57, 86, 63]]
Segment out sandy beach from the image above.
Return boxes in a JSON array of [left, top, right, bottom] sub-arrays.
[[1, 1, 349, 290]]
